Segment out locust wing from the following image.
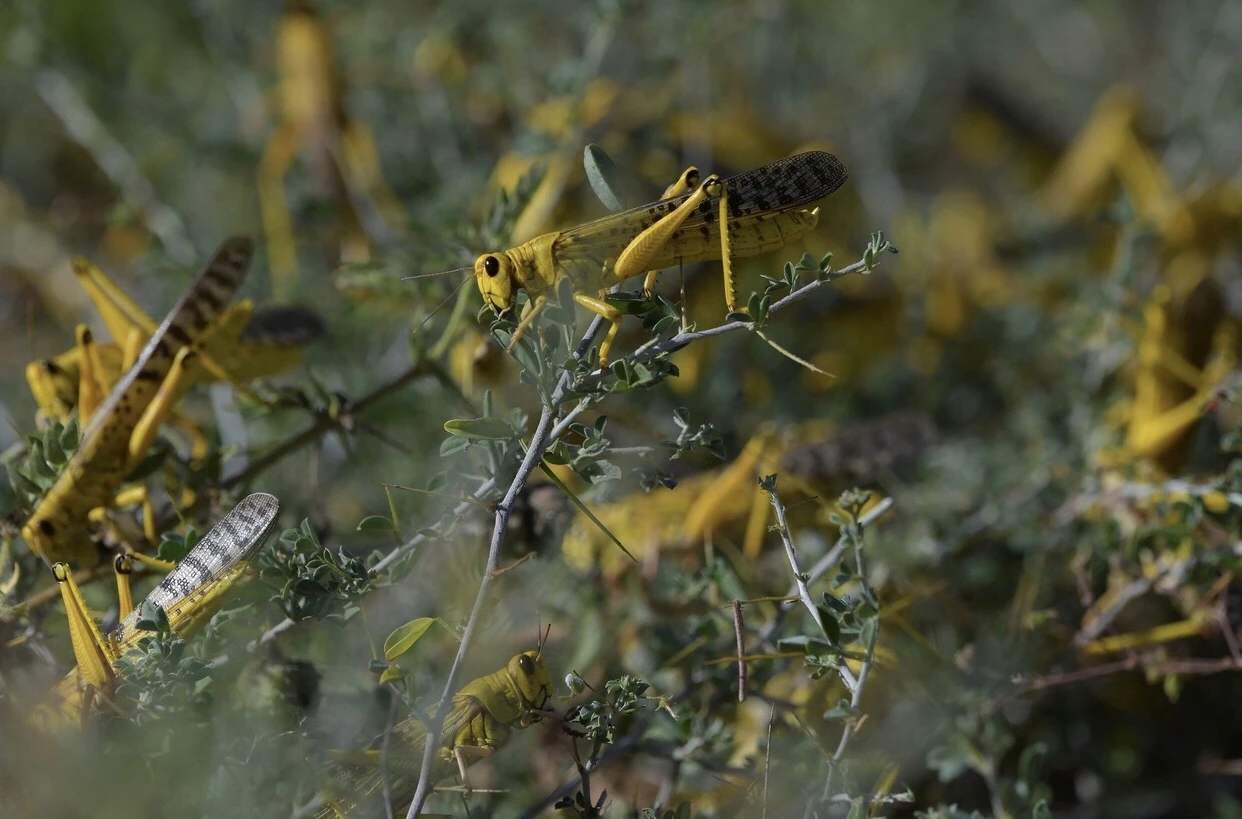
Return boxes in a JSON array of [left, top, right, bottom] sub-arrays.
[[23, 238, 253, 564], [553, 151, 847, 266], [113, 492, 280, 643]]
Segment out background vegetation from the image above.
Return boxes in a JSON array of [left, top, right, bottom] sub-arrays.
[[1, 1, 1240, 817]]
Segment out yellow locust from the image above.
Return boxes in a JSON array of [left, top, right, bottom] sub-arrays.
[[26, 252, 322, 445], [473, 150, 847, 367], [22, 238, 254, 568], [40, 492, 280, 727], [320, 647, 553, 817]]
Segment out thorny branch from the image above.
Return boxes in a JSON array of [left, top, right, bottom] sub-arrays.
[[403, 315, 605, 818]]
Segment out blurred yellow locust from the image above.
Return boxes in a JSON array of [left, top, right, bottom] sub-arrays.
[[319, 645, 553, 817], [472, 151, 847, 367], [22, 238, 253, 568], [26, 252, 322, 442]]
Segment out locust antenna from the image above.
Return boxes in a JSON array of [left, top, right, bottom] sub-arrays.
[[402, 265, 471, 281], [536, 622, 551, 658], [411, 274, 470, 339]]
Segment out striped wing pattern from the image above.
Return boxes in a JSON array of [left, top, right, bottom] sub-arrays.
[[553, 151, 847, 264], [81, 237, 254, 443], [23, 238, 253, 564], [114, 492, 279, 639]]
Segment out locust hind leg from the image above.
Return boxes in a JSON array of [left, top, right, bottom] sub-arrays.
[[127, 347, 197, 467], [111, 550, 176, 620], [611, 175, 716, 285], [259, 122, 304, 298], [451, 709, 507, 792], [709, 176, 743, 316], [573, 293, 623, 370], [75, 326, 108, 427], [642, 166, 701, 297], [453, 745, 495, 792], [52, 562, 117, 695]]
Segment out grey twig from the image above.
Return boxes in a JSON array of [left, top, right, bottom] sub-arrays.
[[766, 484, 827, 637], [34, 70, 196, 264], [404, 317, 605, 818]]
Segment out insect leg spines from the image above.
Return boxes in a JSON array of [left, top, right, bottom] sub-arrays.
[[714, 176, 740, 313]]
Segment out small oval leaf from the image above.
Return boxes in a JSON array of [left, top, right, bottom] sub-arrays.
[[356, 515, 395, 532], [384, 617, 436, 661], [378, 664, 406, 686], [584, 144, 624, 213], [443, 417, 516, 440]]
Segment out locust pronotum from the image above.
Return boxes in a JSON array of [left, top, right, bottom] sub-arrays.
[[22, 237, 254, 569], [319, 626, 554, 817], [46, 492, 280, 726], [469, 150, 848, 368]]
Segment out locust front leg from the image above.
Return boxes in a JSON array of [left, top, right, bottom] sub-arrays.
[[507, 294, 548, 352], [573, 293, 622, 370]]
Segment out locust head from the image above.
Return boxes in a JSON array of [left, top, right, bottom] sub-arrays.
[[474, 252, 517, 315], [507, 650, 552, 713]]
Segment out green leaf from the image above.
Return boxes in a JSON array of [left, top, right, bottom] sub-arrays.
[[356, 515, 395, 533], [383, 617, 437, 661], [378, 664, 406, 685], [539, 458, 636, 563], [583, 144, 624, 213], [443, 417, 515, 440], [777, 635, 833, 653]]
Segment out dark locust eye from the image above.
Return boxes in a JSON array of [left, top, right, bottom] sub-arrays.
[[484, 256, 500, 277], [518, 654, 535, 675]]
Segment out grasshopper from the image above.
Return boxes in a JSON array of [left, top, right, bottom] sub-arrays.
[[562, 414, 929, 577], [320, 645, 553, 817], [43, 492, 280, 727], [259, 0, 404, 292], [22, 238, 253, 569], [472, 150, 848, 368], [26, 253, 322, 437], [1042, 88, 1238, 469]]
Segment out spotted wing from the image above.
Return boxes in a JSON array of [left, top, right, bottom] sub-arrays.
[[553, 151, 847, 264], [113, 492, 279, 639]]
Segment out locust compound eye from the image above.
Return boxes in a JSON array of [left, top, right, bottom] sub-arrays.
[[685, 168, 700, 187], [483, 255, 500, 277], [519, 654, 535, 676]]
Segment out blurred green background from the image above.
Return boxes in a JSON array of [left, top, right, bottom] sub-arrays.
[[1, 1, 1240, 817]]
